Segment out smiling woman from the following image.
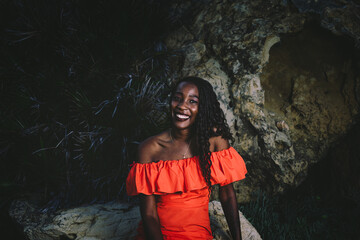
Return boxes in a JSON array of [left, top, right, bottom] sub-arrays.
[[171, 81, 199, 130], [126, 77, 248, 240]]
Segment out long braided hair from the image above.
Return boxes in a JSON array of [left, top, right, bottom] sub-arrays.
[[170, 76, 233, 189]]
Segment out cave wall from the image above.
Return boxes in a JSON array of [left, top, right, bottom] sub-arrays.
[[165, 0, 360, 202], [261, 23, 359, 163]]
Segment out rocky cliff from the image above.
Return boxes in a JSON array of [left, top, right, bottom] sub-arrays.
[[165, 0, 360, 201]]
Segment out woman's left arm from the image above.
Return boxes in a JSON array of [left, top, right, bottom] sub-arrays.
[[213, 135, 242, 239], [219, 183, 242, 240]]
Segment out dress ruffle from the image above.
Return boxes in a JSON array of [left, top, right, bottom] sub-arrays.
[[126, 147, 247, 196]]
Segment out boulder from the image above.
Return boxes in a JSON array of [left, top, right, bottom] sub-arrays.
[[209, 201, 262, 240], [9, 200, 140, 240], [165, 0, 360, 201], [9, 200, 261, 240]]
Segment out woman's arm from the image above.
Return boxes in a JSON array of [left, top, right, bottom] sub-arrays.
[[219, 183, 242, 240], [211, 135, 242, 239], [137, 139, 163, 240], [139, 194, 163, 240]]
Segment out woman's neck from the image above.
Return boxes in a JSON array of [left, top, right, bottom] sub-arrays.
[[170, 128, 193, 142]]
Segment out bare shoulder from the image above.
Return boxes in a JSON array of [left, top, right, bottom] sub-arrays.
[[209, 135, 230, 152], [138, 131, 169, 163]]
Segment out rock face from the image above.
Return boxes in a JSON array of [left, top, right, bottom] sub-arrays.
[[9, 200, 261, 240], [9, 200, 141, 240], [209, 201, 262, 240], [165, 0, 360, 201]]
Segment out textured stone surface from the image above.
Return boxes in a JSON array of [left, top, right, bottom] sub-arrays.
[[209, 201, 262, 240], [9, 200, 261, 240], [165, 0, 360, 201], [9, 200, 140, 240]]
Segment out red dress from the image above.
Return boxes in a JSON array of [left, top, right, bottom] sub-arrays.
[[126, 147, 247, 240]]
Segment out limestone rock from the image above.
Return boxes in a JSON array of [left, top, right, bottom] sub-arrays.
[[9, 200, 140, 240], [276, 120, 289, 131], [292, 0, 360, 43], [10, 200, 261, 240], [209, 201, 262, 240], [165, 0, 360, 200]]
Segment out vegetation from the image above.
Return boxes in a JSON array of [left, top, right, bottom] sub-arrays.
[[0, 0, 179, 213], [239, 164, 360, 240]]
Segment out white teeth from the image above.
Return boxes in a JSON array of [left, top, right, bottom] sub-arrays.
[[176, 114, 189, 119]]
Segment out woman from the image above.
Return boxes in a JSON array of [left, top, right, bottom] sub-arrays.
[[126, 77, 247, 239]]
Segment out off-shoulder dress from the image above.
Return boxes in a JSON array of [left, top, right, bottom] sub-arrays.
[[126, 147, 247, 240]]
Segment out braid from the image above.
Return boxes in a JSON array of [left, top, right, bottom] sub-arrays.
[[171, 77, 233, 191]]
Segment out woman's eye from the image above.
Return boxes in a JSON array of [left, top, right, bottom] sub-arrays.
[[190, 100, 198, 104], [172, 96, 180, 101]]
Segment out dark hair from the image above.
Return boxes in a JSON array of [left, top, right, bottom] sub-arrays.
[[171, 76, 233, 189]]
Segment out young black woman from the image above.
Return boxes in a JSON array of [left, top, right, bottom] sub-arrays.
[[126, 77, 247, 239]]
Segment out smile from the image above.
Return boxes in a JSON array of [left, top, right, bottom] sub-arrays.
[[175, 113, 190, 120]]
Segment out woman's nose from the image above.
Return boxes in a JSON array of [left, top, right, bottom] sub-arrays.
[[176, 100, 186, 109]]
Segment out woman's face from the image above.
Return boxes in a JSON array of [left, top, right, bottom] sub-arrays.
[[171, 81, 199, 130]]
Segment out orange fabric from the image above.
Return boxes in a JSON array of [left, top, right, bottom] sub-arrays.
[[126, 147, 247, 239]]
